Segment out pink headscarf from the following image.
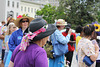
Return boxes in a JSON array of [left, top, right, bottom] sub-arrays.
[[19, 28, 46, 51]]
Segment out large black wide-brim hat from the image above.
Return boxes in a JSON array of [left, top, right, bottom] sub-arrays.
[[24, 18, 56, 41]]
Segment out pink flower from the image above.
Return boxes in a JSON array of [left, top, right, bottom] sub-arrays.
[[17, 15, 23, 18]]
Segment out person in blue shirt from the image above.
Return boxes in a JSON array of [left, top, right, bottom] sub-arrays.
[[49, 19, 72, 67], [5, 14, 34, 66], [8, 14, 34, 52]]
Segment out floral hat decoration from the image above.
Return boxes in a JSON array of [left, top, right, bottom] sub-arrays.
[[92, 21, 100, 36], [14, 14, 34, 28], [56, 19, 67, 26]]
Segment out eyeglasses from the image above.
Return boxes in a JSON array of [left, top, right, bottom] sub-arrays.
[[21, 20, 29, 23]]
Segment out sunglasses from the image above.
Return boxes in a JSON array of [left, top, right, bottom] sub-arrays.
[[21, 20, 29, 23]]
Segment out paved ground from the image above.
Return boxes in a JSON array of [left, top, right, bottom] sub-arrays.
[[71, 51, 78, 67]]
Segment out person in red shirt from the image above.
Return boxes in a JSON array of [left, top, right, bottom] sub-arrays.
[[62, 24, 76, 67]]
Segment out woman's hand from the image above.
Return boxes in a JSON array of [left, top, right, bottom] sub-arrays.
[[68, 29, 72, 35]]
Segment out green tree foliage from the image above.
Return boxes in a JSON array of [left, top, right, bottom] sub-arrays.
[[58, 0, 100, 28], [97, 11, 100, 22], [97, 3, 100, 23], [36, 4, 56, 24], [36, 0, 100, 28]]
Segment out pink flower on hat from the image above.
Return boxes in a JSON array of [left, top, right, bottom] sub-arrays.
[[17, 15, 23, 18]]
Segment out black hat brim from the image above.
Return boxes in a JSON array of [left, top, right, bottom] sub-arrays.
[[24, 18, 47, 33], [33, 24, 56, 41]]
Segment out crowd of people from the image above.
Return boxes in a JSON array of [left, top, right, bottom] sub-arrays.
[[0, 14, 100, 67]]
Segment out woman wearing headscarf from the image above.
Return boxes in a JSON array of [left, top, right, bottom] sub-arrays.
[[49, 19, 72, 67], [8, 18, 56, 67]]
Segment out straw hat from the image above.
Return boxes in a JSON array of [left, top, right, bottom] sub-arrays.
[[7, 17, 15, 22], [56, 19, 67, 26], [7, 17, 15, 26], [14, 14, 34, 28]]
